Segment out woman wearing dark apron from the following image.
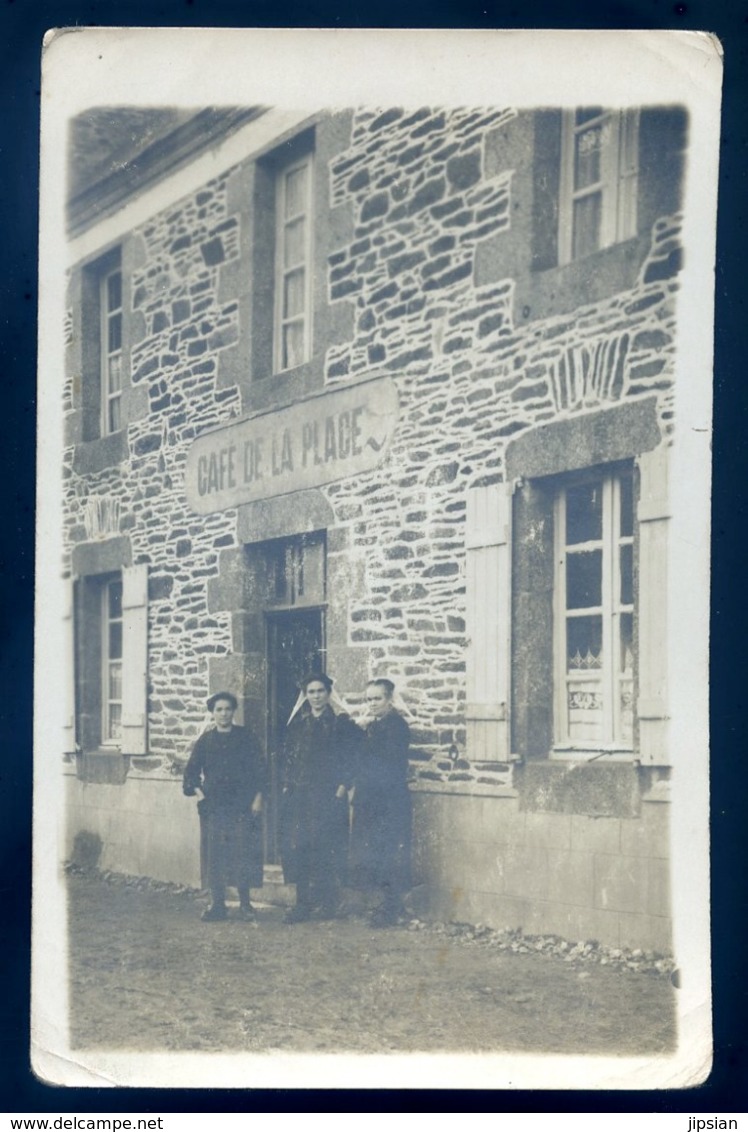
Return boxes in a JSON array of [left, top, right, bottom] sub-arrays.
[[280, 673, 360, 923]]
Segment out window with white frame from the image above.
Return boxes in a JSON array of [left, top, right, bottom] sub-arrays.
[[559, 108, 639, 265], [100, 264, 124, 434], [553, 468, 634, 751], [102, 576, 123, 744], [274, 153, 313, 373]]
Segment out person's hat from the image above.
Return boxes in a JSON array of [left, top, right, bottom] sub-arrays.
[[207, 691, 238, 712]]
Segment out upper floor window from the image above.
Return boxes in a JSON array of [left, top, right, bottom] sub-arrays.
[[558, 108, 639, 265], [100, 264, 123, 435], [553, 469, 634, 751], [78, 244, 126, 443], [274, 152, 313, 373]]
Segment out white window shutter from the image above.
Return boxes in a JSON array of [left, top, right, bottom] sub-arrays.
[[465, 485, 511, 761], [617, 108, 640, 244], [637, 445, 670, 765], [63, 577, 77, 754], [121, 563, 148, 755]]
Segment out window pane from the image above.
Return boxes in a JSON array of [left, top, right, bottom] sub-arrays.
[[566, 481, 602, 545], [567, 615, 602, 671], [283, 269, 306, 320], [283, 322, 305, 370], [108, 703, 122, 742], [108, 353, 122, 393], [283, 218, 306, 270], [284, 544, 296, 594], [566, 549, 602, 609], [108, 312, 122, 353], [620, 543, 633, 606], [619, 473, 633, 537], [109, 662, 122, 699], [285, 165, 308, 219], [572, 192, 602, 259], [566, 611, 603, 741], [567, 676, 604, 742], [619, 612, 634, 675], [270, 543, 286, 600], [574, 133, 602, 190], [109, 622, 123, 661], [108, 395, 122, 434], [107, 271, 122, 312], [108, 582, 122, 619], [575, 107, 604, 126]]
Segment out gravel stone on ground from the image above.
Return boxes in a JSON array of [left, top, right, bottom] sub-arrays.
[[66, 868, 677, 1055]]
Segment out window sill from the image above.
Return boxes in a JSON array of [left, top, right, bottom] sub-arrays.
[[72, 429, 128, 475], [516, 758, 642, 818], [516, 234, 649, 326], [65, 753, 182, 784], [549, 747, 635, 765], [74, 749, 130, 785], [244, 361, 320, 414]]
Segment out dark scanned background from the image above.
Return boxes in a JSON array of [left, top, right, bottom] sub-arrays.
[[1, 0, 745, 1114]]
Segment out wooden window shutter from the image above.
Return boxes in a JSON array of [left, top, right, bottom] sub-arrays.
[[465, 484, 511, 761], [636, 445, 670, 765], [617, 108, 640, 245], [63, 577, 77, 754], [121, 563, 148, 755]]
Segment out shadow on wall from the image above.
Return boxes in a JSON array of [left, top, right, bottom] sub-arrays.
[[71, 830, 103, 870]]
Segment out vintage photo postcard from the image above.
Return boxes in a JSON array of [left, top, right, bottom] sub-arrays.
[[33, 27, 721, 1089]]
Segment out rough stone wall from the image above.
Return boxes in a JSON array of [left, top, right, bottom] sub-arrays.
[[319, 107, 681, 765], [64, 170, 242, 761], [63, 105, 683, 772]]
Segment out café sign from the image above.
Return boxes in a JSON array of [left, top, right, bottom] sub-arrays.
[[185, 375, 399, 515]]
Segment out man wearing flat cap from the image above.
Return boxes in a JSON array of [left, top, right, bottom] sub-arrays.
[[183, 692, 265, 922]]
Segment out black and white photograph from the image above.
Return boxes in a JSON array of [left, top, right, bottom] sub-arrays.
[[33, 28, 720, 1089]]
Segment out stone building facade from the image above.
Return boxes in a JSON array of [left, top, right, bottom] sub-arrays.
[[63, 103, 687, 952]]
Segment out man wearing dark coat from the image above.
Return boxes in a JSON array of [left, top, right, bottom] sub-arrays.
[[281, 673, 361, 923], [183, 692, 265, 922], [351, 678, 412, 927]]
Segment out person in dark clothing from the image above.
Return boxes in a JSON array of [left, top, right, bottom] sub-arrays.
[[281, 673, 361, 923], [351, 678, 412, 927], [183, 692, 265, 922]]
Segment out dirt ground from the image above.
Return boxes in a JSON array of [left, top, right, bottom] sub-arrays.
[[67, 872, 676, 1055]]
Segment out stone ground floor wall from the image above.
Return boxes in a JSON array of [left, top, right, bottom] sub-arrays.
[[65, 773, 202, 889], [65, 772, 671, 953], [65, 773, 296, 906], [410, 784, 671, 954]]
